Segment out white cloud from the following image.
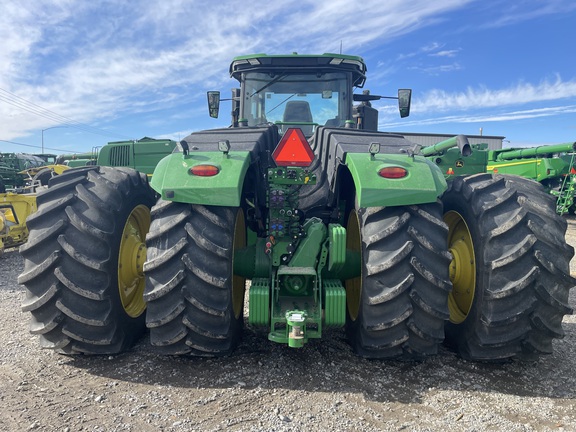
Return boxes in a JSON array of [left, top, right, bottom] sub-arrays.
[[382, 105, 576, 129], [415, 76, 576, 112], [480, 0, 576, 28], [431, 49, 460, 57], [377, 76, 576, 128], [409, 62, 463, 75]]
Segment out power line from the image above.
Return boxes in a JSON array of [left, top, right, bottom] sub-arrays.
[[0, 139, 84, 154], [0, 87, 133, 140], [0, 87, 130, 138]]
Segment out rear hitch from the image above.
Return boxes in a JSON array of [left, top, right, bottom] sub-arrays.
[[286, 310, 307, 348]]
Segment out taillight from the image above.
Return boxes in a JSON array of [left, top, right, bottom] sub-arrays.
[[378, 167, 407, 179], [272, 128, 314, 167], [189, 165, 219, 176]]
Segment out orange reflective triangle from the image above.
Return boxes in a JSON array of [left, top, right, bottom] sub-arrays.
[[272, 128, 314, 167]]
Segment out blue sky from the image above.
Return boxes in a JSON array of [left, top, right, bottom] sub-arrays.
[[1, 0, 575, 155]]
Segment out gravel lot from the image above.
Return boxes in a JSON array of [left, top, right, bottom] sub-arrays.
[[1, 219, 575, 432]]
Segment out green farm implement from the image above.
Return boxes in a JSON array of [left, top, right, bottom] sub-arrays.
[[424, 139, 576, 214]]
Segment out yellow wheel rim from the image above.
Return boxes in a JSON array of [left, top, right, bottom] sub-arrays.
[[118, 205, 150, 318], [444, 210, 476, 324], [232, 210, 246, 319], [345, 210, 362, 321]]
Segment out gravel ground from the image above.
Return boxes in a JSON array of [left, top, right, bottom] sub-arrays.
[[1, 220, 575, 432]]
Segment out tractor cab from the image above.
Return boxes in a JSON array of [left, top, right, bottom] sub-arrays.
[[208, 53, 411, 134], [237, 68, 351, 136]]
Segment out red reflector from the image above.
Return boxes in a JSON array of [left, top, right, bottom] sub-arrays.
[[272, 128, 314, 167], [189, 165, 219, 176], [378, 167, 408, 179]]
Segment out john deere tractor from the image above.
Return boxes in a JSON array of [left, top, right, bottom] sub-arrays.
[[19, 53, 574, 361]]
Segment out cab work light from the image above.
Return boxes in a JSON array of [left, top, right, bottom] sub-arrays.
[[272, 128, 314, 167]]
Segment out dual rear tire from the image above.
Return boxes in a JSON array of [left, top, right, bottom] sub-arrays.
[[442, 174, 574, 360], [345, 173, 574, 361], [18, 167, 245, 356]]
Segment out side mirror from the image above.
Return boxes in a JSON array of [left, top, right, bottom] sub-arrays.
[[398, 89, 411, 118], [207, 91, 220, 118]]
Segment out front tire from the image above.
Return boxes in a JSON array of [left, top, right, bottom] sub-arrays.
[[18, 166, 155, 354], [442, 174, 575, 361], [345, 202, 452, 359], [144, 200, 245, 356]]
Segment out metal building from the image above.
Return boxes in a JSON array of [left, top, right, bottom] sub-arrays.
[[392, 132, 505, 150]]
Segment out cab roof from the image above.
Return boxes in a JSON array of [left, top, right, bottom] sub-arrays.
[[230, 53, 367, 87]]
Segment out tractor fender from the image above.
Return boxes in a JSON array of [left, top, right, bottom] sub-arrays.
[[150, 151, 251, 207], [344, 153, 447, 207]]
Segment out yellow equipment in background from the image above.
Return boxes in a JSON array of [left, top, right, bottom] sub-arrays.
[[22, 164, 70, 187], [0, 193, 37, 257]]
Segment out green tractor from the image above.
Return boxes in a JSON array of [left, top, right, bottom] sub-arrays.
[[54, 137, 177, 171], [0, 153, 48, 192], [18, 53, 574, 361]]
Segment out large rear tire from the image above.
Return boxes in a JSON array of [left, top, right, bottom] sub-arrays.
[[144, 200, 245, 356], [345, 201, 452, 359], [18, 166, 155, 354], [442, 174, 574, 361]]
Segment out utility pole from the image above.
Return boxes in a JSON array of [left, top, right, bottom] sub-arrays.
[[41, 126, 69, 153]]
